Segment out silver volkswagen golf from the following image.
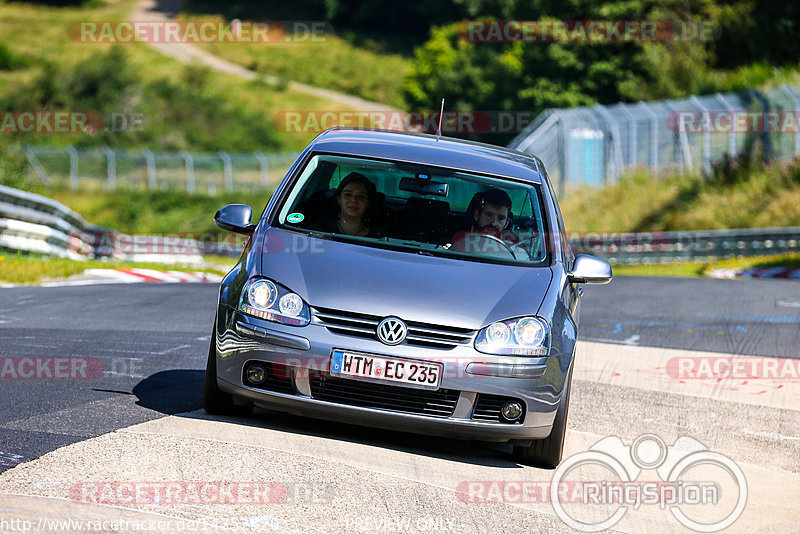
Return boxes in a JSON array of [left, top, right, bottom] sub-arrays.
[[204, 128, 611, 468]]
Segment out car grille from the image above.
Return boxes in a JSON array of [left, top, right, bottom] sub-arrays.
[[308, 370, 459, 417], [312, 306, 475, 349], [242, 361, 294, 395], [472, 394, 526, 424]]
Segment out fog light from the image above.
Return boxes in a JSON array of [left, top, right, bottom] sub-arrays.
[[246, 364, 266, 384], [501, 401, 523, 422]]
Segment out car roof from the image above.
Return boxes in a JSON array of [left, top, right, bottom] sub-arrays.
[[305, 128, 545, 184]]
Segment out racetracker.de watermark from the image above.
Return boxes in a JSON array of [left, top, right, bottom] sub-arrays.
[[68, 481, 332, 505], [69, 20, 330, 43], [668, 111, 800, 134], [666, 356, 800, 381], [0, 111, 143, 135], [461, 20, 717, 42], [273, 110, 537, 135], [0, 357, 103, 379], [72, 231, 246, 257]]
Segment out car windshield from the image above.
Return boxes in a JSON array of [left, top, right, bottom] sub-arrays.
[[275, 153, 549, 266]]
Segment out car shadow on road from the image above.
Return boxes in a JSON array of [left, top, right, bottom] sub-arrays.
[[132, 369, 520, 468], [187, 408, 520, 468], [132, 369, 204, 415]]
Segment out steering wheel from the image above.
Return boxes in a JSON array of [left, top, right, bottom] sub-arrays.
[[452, 233, 516, 259]]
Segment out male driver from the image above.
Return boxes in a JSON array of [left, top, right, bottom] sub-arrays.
[[449, 188, 519, 255], [470, 188, 515, 237]]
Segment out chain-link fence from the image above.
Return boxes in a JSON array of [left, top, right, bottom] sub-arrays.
[[18, 145, 300, 194], [509, 84, 800, 195]]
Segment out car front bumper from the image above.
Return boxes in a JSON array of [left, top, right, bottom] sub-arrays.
[[214, 307, 571, 443]]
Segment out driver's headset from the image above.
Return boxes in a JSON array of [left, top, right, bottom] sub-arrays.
[[468, 191, 513, 230]]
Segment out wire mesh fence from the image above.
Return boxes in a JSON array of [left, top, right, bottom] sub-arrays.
[[18, 145, 299, 194], [509, 84, 800, 195]]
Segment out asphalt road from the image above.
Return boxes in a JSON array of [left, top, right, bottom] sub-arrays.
[[0, 284, 217, 473], [579, 276, 800, 358], [0, 277, 798, 533], [0, 277, 797, 474]]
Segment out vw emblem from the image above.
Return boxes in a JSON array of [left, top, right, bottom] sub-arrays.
[[377, 317, 407, 346]]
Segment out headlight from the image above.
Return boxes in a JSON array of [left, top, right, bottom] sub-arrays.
[[239, 277, 310, 326], [475, 316, 550, 356]]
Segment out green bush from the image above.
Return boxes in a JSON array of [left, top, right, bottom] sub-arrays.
[[0, 46, 283, 152], [0, 42, 26, 71]]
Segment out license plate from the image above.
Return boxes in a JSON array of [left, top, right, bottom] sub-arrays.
[[330, 350, 442, 390]]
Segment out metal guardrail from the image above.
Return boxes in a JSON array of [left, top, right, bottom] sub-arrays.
[[570, 227, 800, 265], [0, 185, 209, 263], [0, 184, 97, 259]]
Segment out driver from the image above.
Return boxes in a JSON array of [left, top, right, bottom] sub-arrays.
[[449, 189, 520, 254]]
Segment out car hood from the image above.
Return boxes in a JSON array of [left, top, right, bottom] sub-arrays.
[[259, 229, 553, 330]]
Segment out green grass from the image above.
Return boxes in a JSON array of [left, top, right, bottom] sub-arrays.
[[560, 154, 800, 232], [177, 3, 412, 109], [0, 251, 234, 285], [181, 14, 411, 109], [612, 251, 800, 278], [31, 187, 272, 234], [612, 262, 708, 278], [0, 0, 356, 152]]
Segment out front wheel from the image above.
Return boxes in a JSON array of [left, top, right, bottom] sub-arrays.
[[203, 325, 251, 415], [512, 360, 573, 468]]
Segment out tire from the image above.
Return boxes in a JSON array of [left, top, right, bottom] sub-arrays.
[[203, 326, 251, 415], [512, 360, 573, 469]]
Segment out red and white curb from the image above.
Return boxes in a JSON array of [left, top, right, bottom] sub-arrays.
[[35, 268, 222, 287], [708, 267, 800, 280]]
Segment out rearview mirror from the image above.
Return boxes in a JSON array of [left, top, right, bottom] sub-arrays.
[[568, 254, 612, 284], [214, 204, 257, 234], [399, 177, 449, 197]]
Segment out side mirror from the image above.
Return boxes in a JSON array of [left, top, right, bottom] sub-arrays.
[[568, 254, 612, 284], [214, 204, 257, 235]]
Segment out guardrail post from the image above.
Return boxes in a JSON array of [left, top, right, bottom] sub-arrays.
[[219, 151, 233, 191], [181, 150, 195, 194], [103, 147, 116, 190], [142, 149, 156, 190], [66, 146, 79, 190], [255, 152, 269, 191]]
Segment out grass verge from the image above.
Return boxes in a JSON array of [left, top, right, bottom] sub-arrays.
[[560, 154, 800, 232], [36, 187, 272, 234], [0, 251, 236, 285], [612, 252, 800, 278]]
